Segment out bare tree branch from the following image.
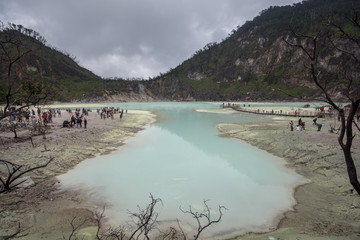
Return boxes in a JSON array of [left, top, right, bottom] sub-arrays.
[[62, 216, 89, 240], [0, 22, 48, 121], [4, 222, 21, 240], [159, 219, 187, 240], [89, 196, 226, 240], [127, 193, 162, 240], [180, 200, 227, 240], [0, 156, 54, 193], [95, 205, 106, 240], [354, 119, 360, 132], [285, 11, 360, 195], [93, 205, 128, 240]]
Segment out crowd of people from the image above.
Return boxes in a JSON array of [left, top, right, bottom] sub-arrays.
[[0, 107, 62, 127], [289, 117, 323, 132], [96, 107, 126, 120], [62, 108, 89, 128], [62, 107, 127, 129], [0, 105, 130, 133]]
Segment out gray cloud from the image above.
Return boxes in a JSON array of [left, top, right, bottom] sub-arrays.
[[0, 0, 301, 78]]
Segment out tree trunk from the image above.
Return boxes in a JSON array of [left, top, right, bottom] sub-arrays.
[[343, 144, 360, 194], [341, 103, 360, 195]]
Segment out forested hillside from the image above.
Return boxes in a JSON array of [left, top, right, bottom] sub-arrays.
[[147, 0, 360, 101], [1, 0, 359, 102], [0, 25, 154, 102]]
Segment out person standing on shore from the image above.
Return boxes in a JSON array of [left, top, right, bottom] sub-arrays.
[[120, 109, 124, 120], [84, 117, 87, 129], [76, 117, 80, 128]]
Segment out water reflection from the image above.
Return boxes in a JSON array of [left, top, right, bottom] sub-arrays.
[[58, 102, 306, 238]]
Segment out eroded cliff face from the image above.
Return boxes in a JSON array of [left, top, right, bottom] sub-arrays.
[[84, 83, 159, 102], [142, 0, 360, 102], [145, 27, 358, 102], [95, 26, 357, 102]]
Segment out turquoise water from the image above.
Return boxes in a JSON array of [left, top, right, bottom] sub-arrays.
[[58, 102, 306, 238]]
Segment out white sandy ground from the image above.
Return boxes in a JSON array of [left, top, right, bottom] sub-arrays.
[[0, 106, 156, 239], [206, 101, 328, 116], [196, 108, 237, 114], [209, 107, 360, 240], [0, 103, 360, 239]]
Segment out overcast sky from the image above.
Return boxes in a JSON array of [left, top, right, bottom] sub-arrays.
[[0, 0, 301, 79]]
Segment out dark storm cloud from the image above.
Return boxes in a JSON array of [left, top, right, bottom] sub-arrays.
[[0, 0, 301, 78]]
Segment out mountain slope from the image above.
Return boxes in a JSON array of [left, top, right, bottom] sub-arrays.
[[146, 0, 360, 101], [1, 0, 359, 102], [0, 27, 153, 102]]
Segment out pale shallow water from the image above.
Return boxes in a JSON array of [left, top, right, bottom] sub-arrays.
[[58, 102, 307, 239]]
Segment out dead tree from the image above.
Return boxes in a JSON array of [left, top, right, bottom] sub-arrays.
[[92, 195, 161, 240], [0, 156, 54, 193], [94, 206, 127, 240], [127, 194, 162, 240], [284, 11, 360, 195], [8, 122, 19, 139], [89, 196, 226, 240], [159, 220, 187, 240], [179, 200, 226, 240], [62, 216, 89, 240], [0, 21, 48, 121]]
